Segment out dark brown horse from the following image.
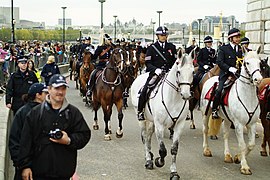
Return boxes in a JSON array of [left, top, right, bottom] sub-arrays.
[[90, 48, 126, 140], [188, 64, 220, 129], [79, 51, 94, 106]]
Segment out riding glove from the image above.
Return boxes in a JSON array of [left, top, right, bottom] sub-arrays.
[[155, 68, 162, 75], [203, 65, 210, 70], [229, 67, 238, 74]]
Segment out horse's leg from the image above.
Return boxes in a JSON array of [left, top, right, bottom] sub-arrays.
[[260, 110, 268, 156], [223, 119, 233, 163], [169, 119, 186, 180], [139, 120, 154, 169], [202, 113, 212, 157], [92, 103, 99, 130], [101, 103, 112, 141], [190, 110, 196, 129], [154, 120, 167, 168], [246, 123, 256, 156], [234, 123, 252, 175], [115, 100, 124, 138]]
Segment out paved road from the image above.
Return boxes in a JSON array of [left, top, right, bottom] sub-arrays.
[[66, 78, 270, 180]]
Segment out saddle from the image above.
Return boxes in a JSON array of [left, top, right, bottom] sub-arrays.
[[204, 77, 236, 106]]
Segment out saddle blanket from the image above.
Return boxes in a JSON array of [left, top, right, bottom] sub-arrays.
[[204, 83, 231, 106], [259, 84, 270, 101]]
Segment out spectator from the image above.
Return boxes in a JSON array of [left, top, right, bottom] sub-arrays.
[[0, 42, 8, 92], [9, 83, 48, 180], [18, 74, 91, 180], [27, 59, 42, 82], [41, 55, 60, 86]]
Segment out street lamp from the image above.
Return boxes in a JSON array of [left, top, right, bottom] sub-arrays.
[[157, 11, 162, 26], [99, 0, 106, 29], [152, 22, 156, 43], [79, 27, 82, 44], [11, 0, 15, 43], [61, 7, 67, 45], [198, 19, 202, 47], [228, 23, 231, 31], [113, 15, 117, 42], [182, 27, 185, 48]]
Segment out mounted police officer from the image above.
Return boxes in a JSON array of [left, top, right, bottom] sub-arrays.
[[137, 26, 177, 120], [86, 34, 115, 99], [193, 36, 216, 88], [212, 28, 243, 119], [76, 36, 95, 80], [241, 37, 252, 52]]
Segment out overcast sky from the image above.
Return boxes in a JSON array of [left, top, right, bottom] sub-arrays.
[[2, 0, 247, 26]]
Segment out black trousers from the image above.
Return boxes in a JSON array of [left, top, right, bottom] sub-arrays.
[[138, 73, 155, 112], [212, 75, 228, 110], [13, 168, 22, 180]]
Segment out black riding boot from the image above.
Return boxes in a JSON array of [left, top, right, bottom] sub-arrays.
[[137, 86, 148, 120], [86, 70, 97, 101], [212, 96, 220, 119]]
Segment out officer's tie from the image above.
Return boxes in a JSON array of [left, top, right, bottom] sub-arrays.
[[161, 42, 165, 49], [233, 45, 237, 53]]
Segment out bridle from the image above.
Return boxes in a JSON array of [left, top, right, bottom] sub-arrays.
[[239, 59, 260, 84]]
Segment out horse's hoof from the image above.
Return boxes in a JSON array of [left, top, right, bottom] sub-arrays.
[[190, 124, 196, 129], [154, 157, 165, 168], [104, 134, 111, 141], [93, 124, 99, 130], [240, 168, 252, 175], [186, 115, 190, 120], [255, 133, 259, 138], [234, 154, 241, 164], [210, 135, 218, 140], [224, 154, 233, 163], [203, 149, 212, 157], [170, 172, 180, 180], [108, 130, 112, 134], [260, 151, 268, 156], [116, 131, 123, 138], [145, 160, 154, 169]]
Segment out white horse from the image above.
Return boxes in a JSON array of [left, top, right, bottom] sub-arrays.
[[200, 48, 263, 175], [131, 51, 194, 180]]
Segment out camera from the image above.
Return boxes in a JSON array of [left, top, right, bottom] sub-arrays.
[[48, 128, 63, 140]]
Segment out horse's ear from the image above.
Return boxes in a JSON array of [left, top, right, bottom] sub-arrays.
[[178, 48, 183, 59], [189, 46, 198, 58], [257, 45, 262, 54]]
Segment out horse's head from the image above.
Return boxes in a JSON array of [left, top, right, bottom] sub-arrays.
[[109, 48, 127, 73], [260, 57, 270, 78], [82, 51, 92, 69], [241, 46, 263, 86], [174, 49, 194, 100]]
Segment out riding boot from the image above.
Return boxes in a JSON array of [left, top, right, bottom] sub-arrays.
[[137, 86, 148, 121], [212, 96, 220, 119]]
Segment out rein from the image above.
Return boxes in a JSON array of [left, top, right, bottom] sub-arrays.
[[101, 67, 122, 86]]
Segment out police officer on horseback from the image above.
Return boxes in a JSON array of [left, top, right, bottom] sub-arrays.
[[193, 36, 216, 88], [76, 36, 95, 80], [137, 26, 177, 120], [241, 37, 252, 52], [212, 28, 243, 119], [86, 34, 115, 99]]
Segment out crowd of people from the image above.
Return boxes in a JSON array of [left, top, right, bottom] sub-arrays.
[[0, 25, 254, 179]]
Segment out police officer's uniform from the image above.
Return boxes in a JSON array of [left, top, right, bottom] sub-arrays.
[[193, 36, 216, 87], [137, 26, 177, 120], [212, 28, 243, 118]]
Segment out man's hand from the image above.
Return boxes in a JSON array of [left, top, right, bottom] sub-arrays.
[[22, 168, 33, 180], [49, 131, 71, 145], [6, 104, 11, 109], [203, 65, 210, 70], [229, 67, 238, 74], [155, 68, 162, 75]]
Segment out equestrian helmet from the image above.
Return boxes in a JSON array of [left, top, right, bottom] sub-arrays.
[[204, 36, 213, 43], [241, 37, 250, 45], [104, 34, 112, 41], [85, 36, 91, 40], [228, 28, 240, 39], [156, 26, 169, 35]]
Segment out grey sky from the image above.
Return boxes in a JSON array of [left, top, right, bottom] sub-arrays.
[[2, 0, 247, 26]]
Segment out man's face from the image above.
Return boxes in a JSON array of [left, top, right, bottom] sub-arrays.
[[18, 61, 27, 72], [205, 42, 212, 48], [48, 86, 67, 104], [85, 40, 90, 44], [157, 34, 168, 42], [231, 35, 241, 45]]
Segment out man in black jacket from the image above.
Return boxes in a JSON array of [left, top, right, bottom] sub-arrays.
[[212, 28, 243, 119], [18, 74, 91, 180], [6, 57, 39, 114], [9, 83, 48, 180], [137, 26, 177, 120]]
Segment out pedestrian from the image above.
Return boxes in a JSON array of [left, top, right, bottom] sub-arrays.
[[212, 28, 243, 119], [5, 56, 39, 114], [27, 59, 42, 82], [41, 55, 60, 86], [18, 74, 91, 180], [137, 26, 177, 120], [0, 42, 9, 92], [9, 83, 48, 180]]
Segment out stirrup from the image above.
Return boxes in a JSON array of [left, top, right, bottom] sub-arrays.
[[137, 112, 145, 121], [212, 110, 219, 119]]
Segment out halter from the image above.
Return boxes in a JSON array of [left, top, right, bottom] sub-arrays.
[[239, 60, 260, 84]]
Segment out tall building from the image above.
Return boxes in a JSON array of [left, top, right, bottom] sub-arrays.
[[246, 0, 270, 54], [58, 18, 72, 27], [0, 7, 20, 26]]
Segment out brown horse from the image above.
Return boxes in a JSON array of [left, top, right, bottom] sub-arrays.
[[69, 54, 78, 81], [90, 48, 126, 140], [189, 64, 220, 129], [133, 47, 147, 77], [79, 51, 94, 106]]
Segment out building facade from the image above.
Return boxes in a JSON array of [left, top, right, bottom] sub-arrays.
[[246, 0, 270, 54], [0, 7, 20, 27]]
